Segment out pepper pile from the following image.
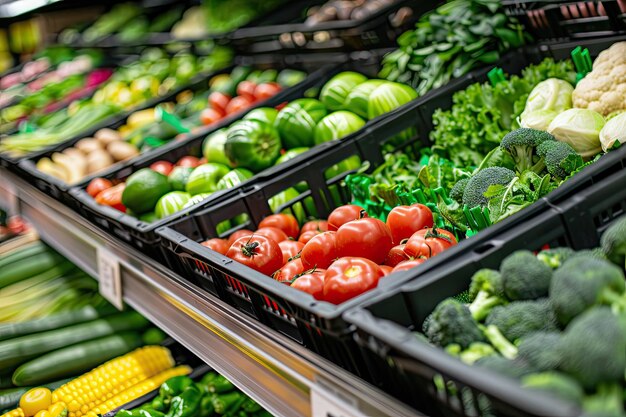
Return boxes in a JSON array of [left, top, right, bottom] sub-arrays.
[[117, 372, 271, 417]]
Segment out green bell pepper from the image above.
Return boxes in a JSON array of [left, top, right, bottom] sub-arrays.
[[137, 408, 166, 417], [207, 375, 234, 394], [114, 410, 135, 417], [244, 107, 278, 125], [241, 398, 261, 413], [274, 99, 327, 149], [200, 372, 219, 386], [212, 392, 245, 414], [198, 394, 216, 417], [151, 395, 166, 412], [160, 376, 194, 403], [225, 120, 282, 173], [167, 385, 202, 417]]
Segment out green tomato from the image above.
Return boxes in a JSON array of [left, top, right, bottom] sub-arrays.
[[313, 111, 366, 145], [182, 193, 212, 209], [319, 71, 367, 111], [203, 129, 233, 167], [275, 99, 327, 149], [244, 107, 278, 125], [186, 163, 231, 195], [216, 168, 254, 191], [269, 187, 317, 223], [275, 147, 310, 165], [168, 166, 194, 191], [343, 80, 386, 119], [155, 191, 191, 219], [225, 119, 282, 172]]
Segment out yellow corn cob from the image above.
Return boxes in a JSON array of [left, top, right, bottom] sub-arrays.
[[1, 408, 24, 417], [84, 365, 192, 417], [52, 346, 175, 417]]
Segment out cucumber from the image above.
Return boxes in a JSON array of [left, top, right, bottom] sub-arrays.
[[0, 374, 12, 389], [13, 332, 143, 386], [0, 377, 72, 409], [0, 311, 149, 369], [0, 251, 66, 289], [0, 242, 48, 271], [0, 304, 118, 342]]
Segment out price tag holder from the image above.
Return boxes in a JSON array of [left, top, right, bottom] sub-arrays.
[[97, 246, 123, 310], [311, 385, 366, 417]]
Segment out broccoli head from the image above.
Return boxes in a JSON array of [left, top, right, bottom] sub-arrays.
[[482, 324, 518, 359], [537, 247, 576, 269], [474, 356, 536, 379], [462, 167, 516, 208], [536, 140, 584, 179], [468, 269, 505, 321], [601, 214, 626, 270], [549, 256, 626, 325], [500, 128, 555, 173], [485, 299, 558, 342], [449, 177, 470, 202], [521, 372, 584, 406], [459, 342, 497, 365], [423, 298, 485, 349], [559, 307, 626, 389], [582, 383, 626, 417], [517, 331, 563, 371], [500, 250, 553, 300]]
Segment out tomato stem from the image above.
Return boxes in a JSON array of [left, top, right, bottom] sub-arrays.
[[241, 241, 259, 257]]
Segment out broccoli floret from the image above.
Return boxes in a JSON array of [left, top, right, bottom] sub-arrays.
[[517, 331, 562, 371], [485, 299, 557, 342], [459, 342, 497, 365], [549, 257, 626, 325], [559, 307, 626, 389], [569, 248, 607, 261], [468, 269, 505, 321], [453, 290, 471, 304], [500, 128, 555, 173], [450, 177, 470, 202], [481, 324, 518, 359], [601, 215, 626, 270], [582, 383, 626, 417], [423, 298, 485, 349], [462, 167, 516, 208], [474, 356, 536, 379], [521, 372, 584, 406], [536, 140, 583, 178], [500, 250, 553, 300], [537, 247, 576, 269]]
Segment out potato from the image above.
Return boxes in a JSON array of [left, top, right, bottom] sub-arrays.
[[86, 149, 114, 174], [95, 128, 123, 145], [107, 141, 139, 161], [75, 138, 102, 154]]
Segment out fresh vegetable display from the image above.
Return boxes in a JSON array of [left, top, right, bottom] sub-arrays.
[[116, 371, 272, 417], [85, 71, 415, 220], [418, 215, 626, 416], [33, 66, 302, 184]]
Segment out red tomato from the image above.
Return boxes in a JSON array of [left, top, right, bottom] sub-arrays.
[[236, 80, 257, 100], [176, 156, 201, 168], [301, 220, 329, 234], [200, 108, 223, 125], [278, 240, 304, 265], [255, 227, 289, 243], [86, 178, 113, 198], [95, 183, 126, 212], [384, 244, 411, 267], [254, 82, 281, 101], [298, 230, 319, 244], [323, 257, 384, 304], [391, 258, 428, 273], [259, 214, 300, 239], [226, 235, 283, 276], [227, 229, 254, 246], [380, 265, 394, 276], [336, 218, 393, 265], [225, 95, 254, 115], [7, 216, 26, 235], [301, 231, 338, 270], [202, 238, 230, 255], [273, 258, 305, 283], [386, 204, 434, 244], [150, 161, 174, 176], [404, 228, 457, 259], [328, 205, 367, 231], [208, 92, 231, 115], [291, 271, 325, 299]]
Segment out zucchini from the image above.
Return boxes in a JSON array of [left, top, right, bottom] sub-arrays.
[[0, 374, 12, 389], [0, 242, 48, 271], [13, 332, 143, 386], [0, 377, 72, 409], [0, 311, 149, 369], [0, 305, 118, 341], [0, 251, 66, 289]]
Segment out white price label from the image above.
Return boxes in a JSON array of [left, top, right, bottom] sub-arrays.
[[311, 386, 366, 417], [97, 247, 123, 310]]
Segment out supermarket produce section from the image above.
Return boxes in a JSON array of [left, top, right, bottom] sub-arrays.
[[0, 0, 626, 416]]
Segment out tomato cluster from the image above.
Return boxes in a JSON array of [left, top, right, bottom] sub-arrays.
[[200, 82, 282, 126], [202, 203, 457, 305]]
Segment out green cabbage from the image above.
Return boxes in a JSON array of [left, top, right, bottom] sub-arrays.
[[599, 112, 626, 152], [520, 78, 573, 125], [547, 109, 605, 158]]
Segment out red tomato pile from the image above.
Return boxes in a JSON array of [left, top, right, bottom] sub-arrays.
[[202, 203, 458, 304], [200, 82, 282, 126]]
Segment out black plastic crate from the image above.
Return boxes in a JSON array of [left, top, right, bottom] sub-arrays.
[[343, 166, 626, 417], [502, 0, 626, 41], [229, 0, 438, 54], [155, 36, 626, 378]]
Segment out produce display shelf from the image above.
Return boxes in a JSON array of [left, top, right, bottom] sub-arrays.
[[0, 166, 423, 417]]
